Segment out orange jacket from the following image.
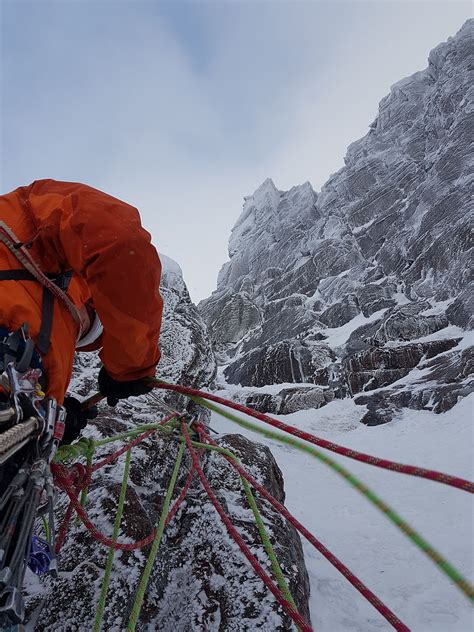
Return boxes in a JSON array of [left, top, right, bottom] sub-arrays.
[[0, 179, 163, 403]]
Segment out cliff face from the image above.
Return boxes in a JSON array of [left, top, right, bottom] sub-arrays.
[[199, 20, 473, 422]]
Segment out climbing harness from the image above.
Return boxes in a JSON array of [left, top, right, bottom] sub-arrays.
[[0, 222, 82, 342], [0, 325, 66, 630]]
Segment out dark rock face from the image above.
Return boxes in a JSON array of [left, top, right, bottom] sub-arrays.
[[319, 296, 359, 327], [355, 284, 397, 317], [200, 22, 473, 418], [446, 285, 474, 328], [236, 387, 335, 415], [370, 302, 448, 345], [225, 340, 313, 387], [356, 345, 474, 424], [344, 339, 461, 394], [225, 340, 334, 388]]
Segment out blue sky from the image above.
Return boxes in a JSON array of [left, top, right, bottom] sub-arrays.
[[1, 1, 471, 301]]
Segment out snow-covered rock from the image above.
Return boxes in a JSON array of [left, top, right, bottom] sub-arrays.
[[199, 20, 474, 421], [25, 254, 311, 630], [158, 253, 217, 389], [28, 432, 311, 631], [69, 252, 217, 410]]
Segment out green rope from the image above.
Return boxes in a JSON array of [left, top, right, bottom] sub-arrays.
[[191, 396, 474, 602], [54, 437, 94, 463], [94, 418, 178, 448], [190, 439, 298, 616], [54, 420, 178, 464], [94, 448, 133, 632], [127, 438, 186, 631]]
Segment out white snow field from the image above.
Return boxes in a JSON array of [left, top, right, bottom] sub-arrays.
[[211, 393, 473, 632]]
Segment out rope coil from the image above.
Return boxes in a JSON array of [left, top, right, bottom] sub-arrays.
[[0, 417, 39, 458]]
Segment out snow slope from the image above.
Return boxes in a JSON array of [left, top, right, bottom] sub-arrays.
[[210, 393, 473, 631]]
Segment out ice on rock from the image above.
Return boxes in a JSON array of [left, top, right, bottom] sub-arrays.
[[199, 20, 473, 421]]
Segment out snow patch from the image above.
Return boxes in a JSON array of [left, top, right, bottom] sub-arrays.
[[210, 395, 474, 632]]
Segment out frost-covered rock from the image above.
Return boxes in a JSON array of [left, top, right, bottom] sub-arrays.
[[370, 302, 448, 345], [225, 340, 334, 389], [28, 433, 311, 631], [25, 255, 311, 630], [446, 284, 474, 329], [199, 21, 473, 419], [70, 252, 217, 412], [355, 342, 473, 424], [236, 386, 335, 415], [157, 254, 217, 389], [344, 338, 461, 394]]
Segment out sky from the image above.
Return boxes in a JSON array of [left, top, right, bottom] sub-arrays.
[[0, 0, 471, 302]]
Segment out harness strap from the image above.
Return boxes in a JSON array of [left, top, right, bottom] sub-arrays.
[[0, 269, 73, 288], [0, 269, 73, 354], [38, 288, 54, 354], [0, 222, 82, 333]]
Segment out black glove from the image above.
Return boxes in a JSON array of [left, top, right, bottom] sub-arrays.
[[98, 367, 153, 407], [61, 396, 98, 446]]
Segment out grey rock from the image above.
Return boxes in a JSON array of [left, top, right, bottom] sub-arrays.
[[446, 284, 474, 328], [356, 283, 397, 318], [345, 319, 385, 356], [240, 392, 284, 415], [356, 345, 473, 419], [225, 340, 334, 388], [320, 296, 360, 327], [345, 339, 461, 394], [358, 394, 399, 426], [225, 340, 313, 387], [371, 302, 449, 344], [209, 292, 262, 350], [200, 21, 473, 417], [29, 433, 311, 631], [234, 386, 335, 415], [278, 387, 335, 414]]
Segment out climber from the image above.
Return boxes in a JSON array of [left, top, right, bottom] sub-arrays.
[[0, 179, 163, 444]]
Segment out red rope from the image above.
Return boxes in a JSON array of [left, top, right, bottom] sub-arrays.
[[55, 464, 87, 553], [54, 459, 194, 552], [181, 422, 313, 632], [165, 448, 202, 525], [53, 414, 188, 552], [91, 429, 155, 473], [92, 413, 176, 472], [156, 383, 473, 493], [195, 424, 410, 632]]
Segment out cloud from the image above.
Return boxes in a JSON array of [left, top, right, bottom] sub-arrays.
[[1, 1, 472, 301]]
